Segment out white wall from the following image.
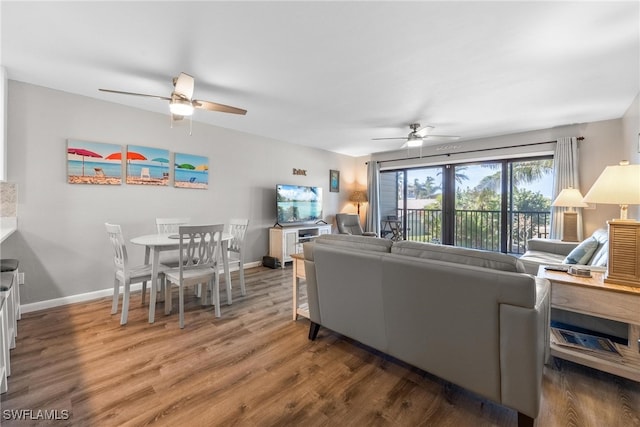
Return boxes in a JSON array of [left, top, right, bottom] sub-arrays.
[[2, 81, 359, 304]]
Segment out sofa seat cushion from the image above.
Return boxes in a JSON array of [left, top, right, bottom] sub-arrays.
[[563, 236, 599, 264], [391, 241, 526, 273], [519, 251, 567, 274], [314, 234, 393, 253]]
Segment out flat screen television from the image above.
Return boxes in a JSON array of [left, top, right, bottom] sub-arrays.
[[276, 184, 323, 225]]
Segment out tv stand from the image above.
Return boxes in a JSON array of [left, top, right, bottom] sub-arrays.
[[269, 223, 332, 268]]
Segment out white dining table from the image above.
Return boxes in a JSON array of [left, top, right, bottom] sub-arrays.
[[130, 232, 234, 323]]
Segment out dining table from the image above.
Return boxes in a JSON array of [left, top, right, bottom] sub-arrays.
[[130, 231, 234, 323]]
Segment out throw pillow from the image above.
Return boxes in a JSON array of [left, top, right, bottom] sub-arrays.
[[563, 237, 599, 264]]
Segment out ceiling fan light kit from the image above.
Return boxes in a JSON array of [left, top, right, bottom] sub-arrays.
[[169, 98, 194, 116]]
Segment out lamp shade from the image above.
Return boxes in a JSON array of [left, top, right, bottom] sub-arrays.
[[582, 161, 640, 219], [552, 187, 588, 208], [349, 190, 368, 203]]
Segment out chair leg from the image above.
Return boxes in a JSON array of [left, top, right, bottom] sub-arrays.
[[164, 280, 172, 315], [120, 281, 130, 325], [178, 284, 185, 329], [239, 261, 246, 296], [140, 280, 147, 306], [213, 277, 221, 318], [111, 277, 119, 314]]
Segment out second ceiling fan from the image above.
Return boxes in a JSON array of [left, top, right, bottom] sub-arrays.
[[373, 123, 459, 147]]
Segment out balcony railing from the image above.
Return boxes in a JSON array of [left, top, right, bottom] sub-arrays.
[[391, 208, 550, 255]]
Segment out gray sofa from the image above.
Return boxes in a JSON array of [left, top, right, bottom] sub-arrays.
[[519, 228, 608, 275], [303, 234, 551, 427]]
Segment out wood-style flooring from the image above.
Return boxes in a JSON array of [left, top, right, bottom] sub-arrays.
[[1, 266, 639, 426]]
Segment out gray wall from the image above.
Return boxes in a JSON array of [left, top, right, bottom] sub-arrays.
[[2, 81, 358, 304]]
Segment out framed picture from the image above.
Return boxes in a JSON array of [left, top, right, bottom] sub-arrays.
[[330, 169, 340, 192], [174, 152, 209, 189], [637, 133, 640, 153], [67, 139, 122, 185], [126, 145, 170, 186]]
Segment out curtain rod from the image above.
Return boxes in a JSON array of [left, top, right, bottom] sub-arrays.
[[366, 137, 584, 165]]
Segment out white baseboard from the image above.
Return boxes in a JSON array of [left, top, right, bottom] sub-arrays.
[[20, 261, 262, 314]]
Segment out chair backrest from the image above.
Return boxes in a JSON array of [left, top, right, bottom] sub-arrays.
[[141, 167, 150, 178], [177, 224, 224, 275], [105, 222, 128, 277], [94, 167, 105, 177], [227, 218, 249, 254], [156, 217, 190, 234], [336, 213, 365, 235]]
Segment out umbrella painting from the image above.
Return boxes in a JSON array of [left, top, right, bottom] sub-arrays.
[[122, 145, 170, 186], [174, 153, 208, 189], [67, 140, 122, 185]]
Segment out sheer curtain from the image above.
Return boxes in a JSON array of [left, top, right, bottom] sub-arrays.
[[365, 161, 380, 235], [550, 137, 583, 240]]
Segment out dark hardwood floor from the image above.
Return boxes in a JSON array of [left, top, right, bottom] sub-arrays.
[[1, 266, 639, 426]]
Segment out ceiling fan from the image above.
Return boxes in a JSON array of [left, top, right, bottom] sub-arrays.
[[372, 123, 459, 147], [99, 72, 247, 121]]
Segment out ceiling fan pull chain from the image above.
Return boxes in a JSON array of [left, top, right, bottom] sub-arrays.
[[189, 116, 193, 136]]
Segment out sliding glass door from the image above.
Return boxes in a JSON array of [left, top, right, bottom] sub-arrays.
[[380, 157, 553, 254]]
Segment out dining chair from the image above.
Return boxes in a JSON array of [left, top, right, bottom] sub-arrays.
[[226, 218, 249, 296], [156, 217, 191, 268], [105, 223, 168, 325], [164, 224, 224, 328], [156, 217, 191, 234]]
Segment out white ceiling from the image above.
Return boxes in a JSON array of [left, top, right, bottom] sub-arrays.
[[2, 1, 638, 157]]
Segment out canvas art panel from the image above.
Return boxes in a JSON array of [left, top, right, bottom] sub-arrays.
[[67, 139, 123, 185], [174, 152, 209, 189], [125, 145, 170, 186]]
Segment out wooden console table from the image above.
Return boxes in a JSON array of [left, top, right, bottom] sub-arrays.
[[538, 266, 640, 381], [291, 253, 309, 321]]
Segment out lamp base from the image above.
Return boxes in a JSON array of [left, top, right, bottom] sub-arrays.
[[604, 220, 640, 288], [561, 211, 579, 242]]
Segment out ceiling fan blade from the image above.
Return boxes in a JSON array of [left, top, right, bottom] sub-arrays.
[[174, 72, 194, 100], [424, 135, 461, 140], [415, 125, 434, 137], [193, 99, 247, 115], [99, 88, 171, 101], [371, 137, 407, 141]]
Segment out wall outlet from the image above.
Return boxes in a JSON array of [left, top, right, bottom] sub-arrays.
[[18, 272, 24, 285]]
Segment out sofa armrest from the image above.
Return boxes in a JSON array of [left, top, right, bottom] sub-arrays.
[[499, 276, 550, 419], [526, 238, 578, 256]]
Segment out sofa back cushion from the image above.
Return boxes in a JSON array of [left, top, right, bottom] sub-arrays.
[[391, 241, 526, 273], [314, 233, 393, 253]]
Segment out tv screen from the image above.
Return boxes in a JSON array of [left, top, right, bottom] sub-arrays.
[[276, 184, 323, 225]]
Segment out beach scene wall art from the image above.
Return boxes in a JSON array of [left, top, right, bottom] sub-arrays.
[[174, 152, 208, 189], [67, 139, 123, 185], [125, 145, 170, 186]]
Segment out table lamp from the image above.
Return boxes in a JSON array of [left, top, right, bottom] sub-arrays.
[[582, 161, 640, 287], [349, 190, 368, 215], [552, 187, 588, 242]]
